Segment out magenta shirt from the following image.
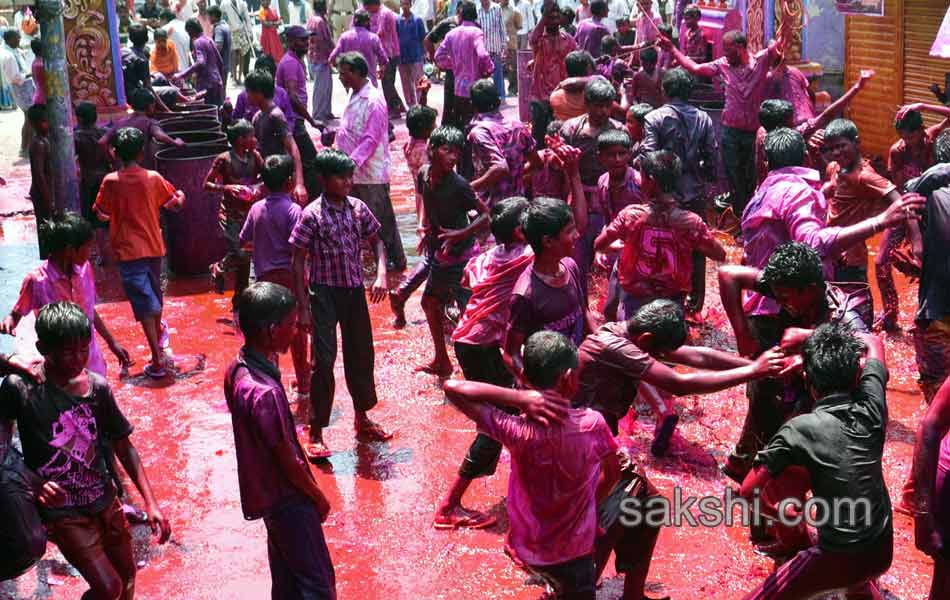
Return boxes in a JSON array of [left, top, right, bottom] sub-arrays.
[[433, 21, 494, 98], [740, 166, 842, 316], [329, 26, 389, 85], [467, 110, 535, 206], [766, 65, 816, 126], [31, 57, 44, 105], [239, 192, 302, 276], [574, 18, 610, 58], [307, 14, 333, 64], [710, 45, 778, 132], [367, 5, 400, 59], [597, 166, 644, 220]]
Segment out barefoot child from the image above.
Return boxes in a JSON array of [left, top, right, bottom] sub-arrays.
[[290, 149, 393, 461], [73, 102, 111, 264], [434, 197, 534, 529], [94, 127, 186, 379], [0, 302, 171, 600], [27, 104, 54, 258]]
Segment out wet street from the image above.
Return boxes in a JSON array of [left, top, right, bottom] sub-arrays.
[[0, 90, 937, 599]]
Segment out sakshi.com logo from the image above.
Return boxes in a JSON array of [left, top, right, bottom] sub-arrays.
[[619, 487, 874, 529]]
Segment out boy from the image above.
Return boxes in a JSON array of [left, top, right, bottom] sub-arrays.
[[595, 150, 725, 320], [625, 103, 652, 162], [504, 197, 593, 376], [596, 128, 643, 222], [396, 0, 426, 107], [1, 214, 131, 378], [94, 127, 186, 379], [415, 126, 490, 376], [741, 324, 893, 599], [0, 302, 171, 600], [27, 103, 54, 258], [204, 119, 264, 305], [679, 4, 708, 64], [100, 88, 185, 170], [574, 0, 610, 59], [74, 102, 111, 263], [149, 28, 180, 78], [615, 16, 636, 46], [889, 102, 950, 189], [434, 197, 535, 529], [225, 283, 335, 598], [290, 149, 392, 461], [528, 120, 569, 200], [624, 47, 664, 110], [239, 155, 307, 404]]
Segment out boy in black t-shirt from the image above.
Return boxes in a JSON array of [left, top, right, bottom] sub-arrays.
[[0, 302, 170, 600]]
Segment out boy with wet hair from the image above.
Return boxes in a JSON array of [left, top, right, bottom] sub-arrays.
[[226, 282, 336, 598], [741, 324, 893, 599], [679, 4, 708, 64], [290, 149, 392, 461], [100, 87, 184, 170], [205, 118, 264, 304], [434, 196, 535, 529], [73, 102, 111, 262], [27, 104, 54, 258], [0, 302, 171, 600], [94, 127, 185, 379], [596, 128, 643, 223], [889, 102, 950, 189], [625, 47, 664, 110], [528, 120, 569, 200], [624, 102, 652, 160]]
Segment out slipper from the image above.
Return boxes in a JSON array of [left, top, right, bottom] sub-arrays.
[[144, 363, 167, 379], [432, 510, 497, 530], [304, 442, 332, 462], [355, 422, 394, 442]]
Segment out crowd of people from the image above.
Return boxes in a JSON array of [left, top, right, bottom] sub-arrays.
[[2, 0, 950, 598]]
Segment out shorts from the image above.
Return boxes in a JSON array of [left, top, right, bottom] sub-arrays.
[[118, 257, 164, 321], [527, 554, 597, 599], [46, 498, 135, 589], [422, 259, 469, 306]]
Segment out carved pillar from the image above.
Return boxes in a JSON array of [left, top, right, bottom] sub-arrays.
[[747, 0, 765, 52], [776, 0, 804, 61], [63, 0, 127, 118]]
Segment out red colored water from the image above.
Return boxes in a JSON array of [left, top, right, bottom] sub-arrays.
[[0, 141, 935, 599]]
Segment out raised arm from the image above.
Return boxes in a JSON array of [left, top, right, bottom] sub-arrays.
[[805, 69, 874, 136], [717, 265, 761, 357], [656, 35, 717, 79]]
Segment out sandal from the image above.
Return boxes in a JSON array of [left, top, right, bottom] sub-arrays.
[[355, 421, 394, 442], [432, 509, 497, 530], [144, 363, 167, 379], [304, 441, 332, 462]]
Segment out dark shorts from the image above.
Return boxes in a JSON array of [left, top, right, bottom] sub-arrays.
[[118, 257, 163, 321], [46, 498, 135, 590], [263, 496, 337, 600], [422, 259, 469, 305], [527, 554, 597, 599]]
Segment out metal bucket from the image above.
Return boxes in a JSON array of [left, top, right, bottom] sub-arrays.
[[161, 119, 223, 135], [167, 102, 220, 119], [158, 131, 228, 146], [156, 143, 230, 276]]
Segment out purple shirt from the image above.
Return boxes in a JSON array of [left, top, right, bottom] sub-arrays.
[[433, 21, 494, 98], [741, 166, 842, 316], [239, 192, 302, 276], [180, 35, 224, 91], [232, 86, 297, 129], [307, 14, 333, 64], [468, 110, 535, 207], [275, 51, 308, 112], [366, 5, 400, 59], [597, 166, 644, 221], [708, 45, 778, 132], [329, 27, 388, 85], [573, 18, 610, 59]]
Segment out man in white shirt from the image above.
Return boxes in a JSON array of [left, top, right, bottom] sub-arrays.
[[0, 30, 35, 156], [512, 0, 535, 48], [606, 0, 630, 33], [477, 0, 508, 99], [160, 9, 194, 68]]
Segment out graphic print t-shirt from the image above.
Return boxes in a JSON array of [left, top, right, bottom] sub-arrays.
[[0, 372, 133, 519]]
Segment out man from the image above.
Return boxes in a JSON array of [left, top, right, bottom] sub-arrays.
[[549, 49, 596, 123], [396, 0, 427, 107], [220, 0, 254, 84], [362, 0, 405, 116], [174, 18, 226, 107], [766, 56, 815, 127], [0, 29, 35, 157], [659, 24, 790, 218], [528, 2, 576, 146], [434, 1, 494, 130], [476, 0, 508, 100], [573, 0, 610, 59], [276, 25, 323, 201], [159, 9, 193, 69], [424, 4, 461, 125], [641, 67, 716, 316], [208, 6, 232, 91], [335, 51, 407, 271], [308, 0, 335, 121], [329, 9, 389, 86], [499, 0, 521, 96], [121, 23, 171, 113], [512, 0, 535, 49]]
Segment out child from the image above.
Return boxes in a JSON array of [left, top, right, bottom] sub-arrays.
[[597, 128, 644, 221], [594, 150, 725, 320], [225, 282, 335, 597], [73, 102, 111, 263], [615, 17, 636, 46], [624, 103, 652, 166], [741, 324, 893, 598], [504, 197, 593, 376], [414, 126, 489, 377], [0, 213, 131, 377], [0, 302, 171, 599], [30, 38, 43, 105], [679, 4, 708, 64], [625, 47, 664, 110], [655, 23, 674, 69], [27, 103, 54, 258], [388, 103, 438, 328], [889, 102, 950, 189], [100, 87, 185, 170], [528, 120, 569, 200], [204, 119, 264, 305], [149, 28, 180, 78], [239, 154, 307, 404], [290, 149, 392, 461], [433, 197, 534, 529], [94, 127, 186, 379]]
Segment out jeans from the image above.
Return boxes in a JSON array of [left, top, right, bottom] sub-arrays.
[[721, 125, 757, 216], [309, 62, 333, 121], [397, 62, 424, 107], [263, 496, 337, 600], [489, 52, 505, 100]]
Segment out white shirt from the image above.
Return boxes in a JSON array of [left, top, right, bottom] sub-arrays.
[[606, 0, 631, 32], [512, 0, 535, 35], [477, 1, 508, 54], [163, 19, 193, 68], [336, 82, 391, 184], [0, 43, 27, 87], [411, 0, 436, 22]]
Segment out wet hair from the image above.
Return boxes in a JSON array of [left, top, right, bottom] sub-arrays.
[[338, 51, 369, 77], [597, 128, 632, 151], [584, 76, 616, 105], [470, 78, 501, 113], [261, 154, 294, 191], [723, 30, 747, 47], [565, 50, 595, 77], [640, 150, 682, 194], [406, 104, 438, 139], [590, 0, 608, 17], [129, 22, 149, 46], [761, 242, 824, 290], [3, 30, 19, 46], [662, 68, 694, 100], [353, 10, 372, 27], [625, 299, 689, 353], [490, 196, 529, 244], [628, 103, 653, 124], [546, 119, 564, 137], [314, 0, 327, 12], [129, 87, 156, 111], [26, 103, 47, 125], [114, 127, 146, 162], [207, 5, 222, 19], [639, 46, 658, 64], [254, 54, 278, 76], [30, 38, 41, 56], [237, 282, 297, 340], [227, 119, 254, 145], [428, 125, 465, 151], [521, 196, 574, 254], [39, 212, 94, 255], [245, 69, 276, 99], [363, 0, 381, 5], [185, 17, 204, 36], [459, 1, 477, 22], [802, 322, 866, 396], [683, 4, 701, 18], [36, 302, 92, 349], [154, 28, 168, 40], [600, 35, 619, 56], [560, 6, 575, 23], [522, 331, 578, 389], [314, 148, 356, 176], [75, 101, 98, 126], [759, 99, 794, 132], [159, 8, 176, 21], [764, 128, 806, 170], [657, 23, 673, 38], [895, 109, 924, 133], [935, 129, 950, 164], [824, 118, 860, 143]]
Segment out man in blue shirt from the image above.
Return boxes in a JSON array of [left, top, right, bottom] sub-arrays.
[[397, 0, 427, 107]]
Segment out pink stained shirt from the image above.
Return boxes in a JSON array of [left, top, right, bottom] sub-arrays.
[[336, 81, 390, 184], [366, 5, 401, 59], [529, 28, 577, 103], [329, 26, 389, 85], [451, 243, 534, 346], [597, 166, 644, 221], [766, 65, 815, 126], [474, 404, 618, 566], [433, 20, 494, 98], [708, 44, 779, 132], [13, 260, 107, 377], [740, 166, 842, 316], [307, 14, 334, 65]]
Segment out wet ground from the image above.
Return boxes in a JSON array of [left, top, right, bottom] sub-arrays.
[[0, 93, 937, 600]]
